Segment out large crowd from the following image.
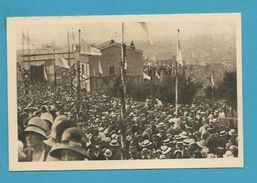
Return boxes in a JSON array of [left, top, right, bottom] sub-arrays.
[[17, 84, 238, 161]]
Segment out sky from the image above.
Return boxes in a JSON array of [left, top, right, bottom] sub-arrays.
[[15, 15, 237, 50]]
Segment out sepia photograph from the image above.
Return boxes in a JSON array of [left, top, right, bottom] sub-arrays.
[[7, 13, 243, 171]]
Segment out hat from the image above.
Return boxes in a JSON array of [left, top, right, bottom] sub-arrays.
[[163, 138, 172, 146], [229, 129, 237, 136], [197, 140, 207, 149], [49, 115, 68, 139], [98, 127, 104, 132], [183, 139, 191, 147], [219, 130, 227, 137], [223, 151, 234, 158], [179, 131, 188, 139], [141, 139, 152, 148], [103, 137, 111, 143], [159, 154, 166, 159], [40, 112, 54, 124], [157, 122, 166, 129], [188, 143, 199, 154], [111, 134, 118, 139], [103, 149, 112, 158], [50, 127, 88, 160], [160, 145, 171, 155], [207, 153, 217, 158], [20, 117, 48, 140], [110, 139, 119, 147], [55, 119, 77, 143]]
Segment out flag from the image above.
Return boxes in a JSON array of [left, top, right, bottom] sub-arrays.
[[55, 55, 70, 69], [80, 39, 102, 56], [98, 60, 103, 75], [124, 59, 128, 70], [44, 66, 48, 80], [211, 72, 215, 87], [155, 71, 160, 79], [176, 30, 183, 66], [138, 22, 153, 45], [143, 72, 151, 80]]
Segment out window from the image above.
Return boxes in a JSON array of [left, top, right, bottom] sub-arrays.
[[109, 66, 115, 75], [81, 64, 85, 75]]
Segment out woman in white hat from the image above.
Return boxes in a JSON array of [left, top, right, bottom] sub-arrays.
[[19, 117, 51, 162]]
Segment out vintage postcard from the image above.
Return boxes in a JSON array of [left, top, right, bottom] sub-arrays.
[[7, 13, 243, 171]]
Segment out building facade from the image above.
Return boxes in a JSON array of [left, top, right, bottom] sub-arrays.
[[89, 40, 144, 91], [17, 40, 144, 93]]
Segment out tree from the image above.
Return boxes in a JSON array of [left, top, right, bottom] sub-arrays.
[[217, 71, 237, 109]]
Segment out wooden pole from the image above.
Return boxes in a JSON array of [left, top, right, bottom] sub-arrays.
[[175, 29, 179, 116], [120, 22, 126, 121], [67, 30, 71, 66], [22, 32, 24, 62], [76, 29, 81, 119], [27, 30, 30, 61], [53, 48, 57, 104]]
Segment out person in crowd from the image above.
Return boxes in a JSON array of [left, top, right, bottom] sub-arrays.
[[49, 127, 89, 161], [17, 83, 238, 161], [19, 117, 51, 161]]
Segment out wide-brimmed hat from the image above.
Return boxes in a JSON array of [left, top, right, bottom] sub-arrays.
[[141, 139, 152, 148], [223, 151, 234, 158], [110, 139, 119, 147], [219, 130, 227, 137], [40, 112, 54, 125], [49, 115, 68, 139], [163, 138, 172, 146], [183, 139, 191, 147], [160, 145, 171, 155], [50, 127, 88, 160], [103, 148, 112, 158], [19, 117, 48, 140], [229, 129, 237, 136], [179, 131, 188, 139], [207, 153, 217, 158], [157, 122, 166, 129]]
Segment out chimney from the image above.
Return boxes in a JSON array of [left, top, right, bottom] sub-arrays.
[[130, 40, 135, 50], [110, 39, 115, 44]]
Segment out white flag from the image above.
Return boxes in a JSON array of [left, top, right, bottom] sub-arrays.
[[98, 60, 103, 75], [44, 66, 48, 80], [55, 55, 70, 69], [211, 72, 215, 87], [143, 72, 151, 80], [176, 31, 184, 66], [80, 39, 102, 56], [155, 71, 160, 79], [138, 22, 153, 45]]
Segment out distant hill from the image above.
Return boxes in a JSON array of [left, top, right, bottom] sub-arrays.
[[133, 33, 236, 66]]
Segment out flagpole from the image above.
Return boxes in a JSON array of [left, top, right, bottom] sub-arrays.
[[22, 32, 24, 62], [76, 29, 81, 120], [175, 29, 180, 117], [120, 22, 126, 122], [53, 48, 57, 104], [27, 30, 30, 61], [211, 69, 214, 105], [67, 30, 71, 66]]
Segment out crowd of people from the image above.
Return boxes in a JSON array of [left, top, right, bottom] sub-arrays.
[[143, 62, 184, 78], [17, 83, 238, 161]]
